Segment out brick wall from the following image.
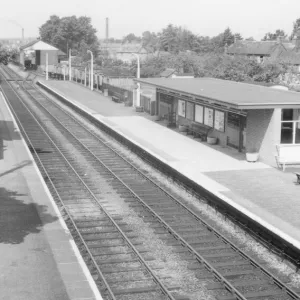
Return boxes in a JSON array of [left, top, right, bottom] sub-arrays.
[[245, 109, 280, 166]]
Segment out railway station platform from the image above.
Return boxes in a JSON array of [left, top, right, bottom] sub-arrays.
[[36, 79, 300, 253], [0, 91, 102, 299]]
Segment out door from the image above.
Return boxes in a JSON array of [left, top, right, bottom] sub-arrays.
[[36, 50, 41, 65]]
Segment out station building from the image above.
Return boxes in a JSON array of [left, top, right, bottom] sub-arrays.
[[135, 78, 300, 167], [19, 40, 65, 69]]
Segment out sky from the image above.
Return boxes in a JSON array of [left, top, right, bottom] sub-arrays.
[[1, 0, 300, 41]]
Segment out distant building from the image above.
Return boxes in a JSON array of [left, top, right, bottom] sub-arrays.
[[227, 28, 300, 66], [0, 37, 36, 50], [160, 68, 194, 78], [99, 42, 148, 63], [19, 40, 65, 69]]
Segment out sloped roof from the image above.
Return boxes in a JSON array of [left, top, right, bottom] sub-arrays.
[[160, 68, 176, 77], [117, 43, 146, 54], [20, 39, 38, 50], [20, 40, 59, 51], [227, 41, 294, 55], [134, 77, 300, 109], [278, 50, 300, 65], [96, 67, 134, 77]]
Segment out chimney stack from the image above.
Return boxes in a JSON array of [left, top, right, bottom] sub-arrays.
[[106, 18, 109, 41]]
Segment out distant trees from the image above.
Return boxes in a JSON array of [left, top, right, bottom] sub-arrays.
[[0, 44, 18, 63], [39, 15, 99, 60], [262, 29, 287, 41], [122, 33, 141, 43], [290, 18, 300, 39]]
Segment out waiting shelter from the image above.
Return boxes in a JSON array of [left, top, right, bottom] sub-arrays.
[[134, 77, 300, 167], [19, 40, 63, 69]]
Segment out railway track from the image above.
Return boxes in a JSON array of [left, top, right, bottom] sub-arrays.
[[1, 64, 300, 300]]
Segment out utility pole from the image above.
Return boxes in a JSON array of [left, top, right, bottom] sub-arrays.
[[69, 49, 72, 81], [87, 50, 94, 91], [46, 53, 48, 80]]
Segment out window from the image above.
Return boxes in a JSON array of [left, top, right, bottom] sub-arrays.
[[178, 100, 186, 117], [186, 102, 194, 120], [214, 110, 225, 132], [204, 107, 214, 127], [195, 105, 204, 123], [280, 109, 300, 144]]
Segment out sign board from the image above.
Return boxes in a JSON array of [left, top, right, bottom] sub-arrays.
[[178, 100, 186, 117], [195, 105, 204, 123], [204, 107, 214, 127], [214, 110, 225, 132]]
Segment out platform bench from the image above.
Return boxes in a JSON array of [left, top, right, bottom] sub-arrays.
[[112, 96, 122, 103], [275, 145, 300, 171], [187, 123, 211, 140], [295, 172, 300, 184]]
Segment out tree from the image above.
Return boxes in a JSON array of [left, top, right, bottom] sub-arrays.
[[39, 15, 99, 60], [291, 18, 300, 39], [0, 44, 10, 63], [234, 33, 243, 41], [262, 29, 286, 41], [122, 33, 141, 43], [142, 31, 159, 52]]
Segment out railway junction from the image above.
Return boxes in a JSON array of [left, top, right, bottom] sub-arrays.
[[1, 63, 300, 300]]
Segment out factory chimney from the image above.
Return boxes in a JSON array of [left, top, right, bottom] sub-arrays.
[[106, 18, 109, 41]]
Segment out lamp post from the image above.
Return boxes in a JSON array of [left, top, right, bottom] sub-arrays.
[[131, 53, 140, 108], [87, 50, 93, 91], [68, 49, 72, 81], [46, 53, 48, 80]]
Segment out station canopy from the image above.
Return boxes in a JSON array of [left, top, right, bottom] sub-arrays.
[[135, 78, 300, 110], [20, 40, 59, 51]]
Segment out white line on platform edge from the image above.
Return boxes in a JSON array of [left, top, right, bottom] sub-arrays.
[[0, 90, 103, 300]]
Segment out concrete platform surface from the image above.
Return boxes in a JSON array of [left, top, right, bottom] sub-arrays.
[[38, 79, 300, 251], [0, 90, 102, 300]]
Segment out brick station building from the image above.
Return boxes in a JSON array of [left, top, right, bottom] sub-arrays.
[[134, 78, 300, 167]]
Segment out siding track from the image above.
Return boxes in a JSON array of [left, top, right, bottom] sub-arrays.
[[1, 65, 299, 300]]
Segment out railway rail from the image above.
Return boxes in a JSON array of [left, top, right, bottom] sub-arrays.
[[1, 64, 300, 300]]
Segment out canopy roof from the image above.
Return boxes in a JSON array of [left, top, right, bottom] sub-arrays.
[[135, 78, 300, 109], [20, 40, 59, 51]]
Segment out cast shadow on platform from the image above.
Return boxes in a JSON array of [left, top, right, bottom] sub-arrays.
[[0, 120, 21, 141], [0, 120, 22, 159], [0, 160, 32, 178], [0, 187, 58, 244]]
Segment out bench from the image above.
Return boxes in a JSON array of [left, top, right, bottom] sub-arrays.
[[295, 172, 300, 184], [275, 145, 300, 171], [186, 123, 211, 140], [112, 96, 122, 103]]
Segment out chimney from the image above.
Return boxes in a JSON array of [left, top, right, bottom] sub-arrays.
[[105, 18, 109, 41]]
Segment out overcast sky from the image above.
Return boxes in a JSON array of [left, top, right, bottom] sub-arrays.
[[1, 0, 300, 40]]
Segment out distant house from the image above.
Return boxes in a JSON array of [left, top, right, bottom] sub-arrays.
[[19, 40, 65, 69], [160, 68, 194, 78], [115, 43, 148, 63], [99, 42, 148, 63], [99, 42, 122, 58], [226, 39, 290, 63], [227, 28, 300, 65]]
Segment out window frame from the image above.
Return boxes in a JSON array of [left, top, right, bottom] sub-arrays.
[[280, 120, 300, 144]]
